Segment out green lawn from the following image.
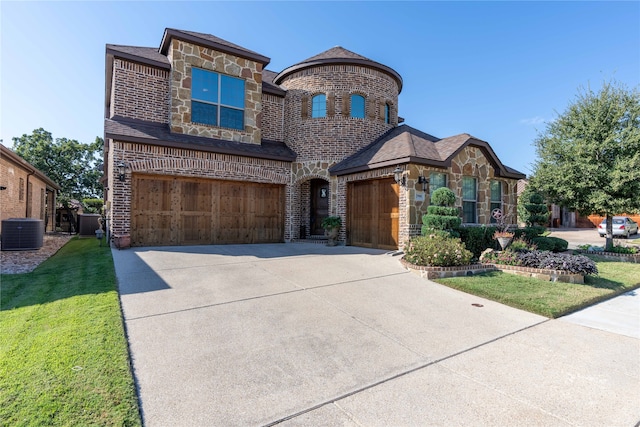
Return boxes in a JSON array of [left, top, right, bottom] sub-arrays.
[[0, 238, 141, 426], [435, 257, 640, 318]]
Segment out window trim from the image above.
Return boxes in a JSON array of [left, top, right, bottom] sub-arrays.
[[191, 67, 245, 130], [462, 176, 477, 224]]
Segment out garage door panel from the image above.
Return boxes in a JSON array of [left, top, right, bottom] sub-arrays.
[[348, 178, 398, 250], [132, 175, 283, 246]]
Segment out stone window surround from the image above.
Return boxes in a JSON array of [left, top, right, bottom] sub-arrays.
[[190, 67, 245, 130]]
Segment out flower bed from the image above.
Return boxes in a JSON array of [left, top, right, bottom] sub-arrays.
[[400, 258, 496, 279], [481, 263, 585, 284]]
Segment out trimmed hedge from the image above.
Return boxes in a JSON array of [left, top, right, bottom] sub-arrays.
[[513, 226, 546, 241], [457, 226, 498, 259], [531, 236, 568, 252]]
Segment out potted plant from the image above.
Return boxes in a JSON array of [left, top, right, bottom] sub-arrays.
[[491, 208, 514, 249], [321, 216, 342, 246]]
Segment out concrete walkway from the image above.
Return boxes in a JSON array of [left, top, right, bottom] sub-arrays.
[[113, 244, 640, 426]]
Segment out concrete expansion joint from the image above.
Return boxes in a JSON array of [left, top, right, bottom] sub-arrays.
[[263, 318, 552, 426]]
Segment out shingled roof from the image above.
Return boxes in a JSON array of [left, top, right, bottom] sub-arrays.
[[106, 45, 170, 69], [159, 28, 270, 66], [105, 117, 295, 162], [330, 126, 525, 179], [274, 46, 403, 92]]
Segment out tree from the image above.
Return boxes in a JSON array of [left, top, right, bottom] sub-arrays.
[[517, 185, 549, 227], [12, 128, 103, 201], [531, 81, 640, 249]]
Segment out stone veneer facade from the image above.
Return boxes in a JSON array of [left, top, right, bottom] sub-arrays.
[[168, 39, 263, 144], [105, 29, 524, 249]]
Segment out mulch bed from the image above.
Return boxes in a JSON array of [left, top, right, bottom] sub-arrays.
[[1, 233, 74, 274]]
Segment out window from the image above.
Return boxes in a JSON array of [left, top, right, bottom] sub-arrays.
[[462, 177, 477, 223], [490, 181, 502, 223], [191, 68, 245, 130], [429, 172, 447, 199], [384, 103, 390, 124], [19, 178, 24, 201], [311, 94, 326, 118], [351, 94, 365, 118]]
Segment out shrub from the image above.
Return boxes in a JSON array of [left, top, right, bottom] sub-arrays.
[[422, 214, 461, 232], [513, 226, 546, 242], [517, 186, 550, 226], [509, 238, 537, 252], [480, 248, 520, 265], [321, 216, 342, 229], [404, 235, 473, 267], [532, 236, 568, 252], [82, 198, 104, 214], [607, 244, 639, 254], [457, 226, 497, 259], [431, 187, 456, 206], [517, 251, 598, 275]]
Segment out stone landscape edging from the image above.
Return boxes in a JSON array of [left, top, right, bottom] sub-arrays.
[[575, 249, 640, 263], [400, 258, 585, 283]]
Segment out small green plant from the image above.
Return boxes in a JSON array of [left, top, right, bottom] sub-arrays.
[[607, 244, 639, 254], [404, 234, 473, 267], [509, 237, 537, 252], [321, 216, 342, 229]]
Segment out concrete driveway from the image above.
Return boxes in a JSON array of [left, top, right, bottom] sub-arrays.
[[113, 243, 639, 426]]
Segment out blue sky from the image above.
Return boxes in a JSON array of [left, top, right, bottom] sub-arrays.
[[1, 1, 638, 176]]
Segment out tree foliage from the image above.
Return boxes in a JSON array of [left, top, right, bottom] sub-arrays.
[[422, 187, 461, 235], [517, 185, 549, 226], [12, 128, 103, 200], [531, 81, 640, 247]]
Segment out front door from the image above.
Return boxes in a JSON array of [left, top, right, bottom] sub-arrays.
[[310, 179, 329, 235]]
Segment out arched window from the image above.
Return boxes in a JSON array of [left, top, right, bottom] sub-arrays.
[[311, 94, 326, 118], [384, 103, 391, 124], [351, 94, 365, 118]]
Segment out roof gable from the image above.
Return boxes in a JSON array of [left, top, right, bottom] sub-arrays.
[[159, 28, 270, 66]]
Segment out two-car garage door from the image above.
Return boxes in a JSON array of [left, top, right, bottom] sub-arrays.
[[131, 174, 285, 247]]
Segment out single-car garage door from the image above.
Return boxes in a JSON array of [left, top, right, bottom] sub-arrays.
[[131, 174, 284, 246], [347, 178, 399, 250]]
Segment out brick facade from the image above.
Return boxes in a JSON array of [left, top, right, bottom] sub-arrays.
[[104, 28, 524, 248], [0, 145, 59, 232]]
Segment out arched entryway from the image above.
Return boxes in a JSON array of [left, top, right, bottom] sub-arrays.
[[308, 178, 330, 237]]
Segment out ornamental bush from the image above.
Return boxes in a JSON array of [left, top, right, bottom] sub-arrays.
[[513, 226, 546, 242], [421, 188, 461, 235], [404, 235, 473, 267], [457, 226, 498, 259], [531, 236, 568, 252]]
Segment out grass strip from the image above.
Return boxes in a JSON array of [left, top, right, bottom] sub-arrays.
[[434, 258, 640, 318], [0, 238, 141, 426]]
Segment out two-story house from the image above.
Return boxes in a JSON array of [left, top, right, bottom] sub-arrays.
[[104, 28, 525, 249]]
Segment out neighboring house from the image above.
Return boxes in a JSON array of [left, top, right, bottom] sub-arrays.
[[0, 143, 60, 232], [104, 28, 525, 249]]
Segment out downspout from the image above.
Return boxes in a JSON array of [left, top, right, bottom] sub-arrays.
[[25, 170, 34, 218]]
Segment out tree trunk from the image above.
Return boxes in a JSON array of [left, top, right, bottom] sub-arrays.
[[606, 213, 613, 250]]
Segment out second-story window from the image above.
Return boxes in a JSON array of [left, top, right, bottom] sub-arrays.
[[311, 94, 326, 118], [191, 68, 245, 130], [351, 94, 365, 118], [384, 103, 390, 124]]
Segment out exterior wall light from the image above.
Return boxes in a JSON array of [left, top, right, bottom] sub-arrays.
[[117, 162, 127, 182], [417, 176, 429, 192], [393, 166, 406, 187]]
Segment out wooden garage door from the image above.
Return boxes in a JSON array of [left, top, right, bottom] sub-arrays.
[[348, 178, 399, 250], [131, 174, 284, 246]]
